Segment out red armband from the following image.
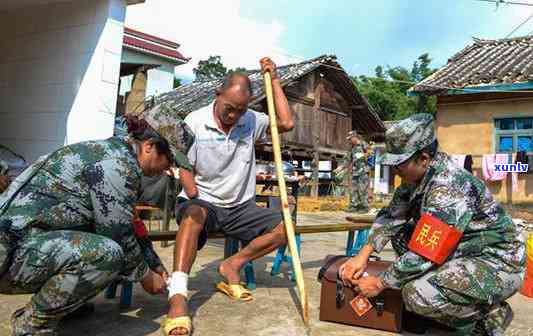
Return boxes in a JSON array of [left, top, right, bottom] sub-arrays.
[[407, 213, 463, 265], [133, 218, 148, 238]]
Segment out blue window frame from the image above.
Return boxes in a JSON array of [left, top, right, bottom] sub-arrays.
[[494, 117, 533, 173], [494, 117, 533, 153]]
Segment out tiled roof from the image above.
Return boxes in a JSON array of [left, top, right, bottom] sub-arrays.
[[125, 27, 179, 49], [150, 55, 385, 134], [384, 121, 399, 130], [411, 35, 533, 95], [123, 27, 189, 64]]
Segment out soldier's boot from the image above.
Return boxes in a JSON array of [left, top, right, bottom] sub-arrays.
[[480, 301, 513, 336], [403, 311, 457, 335], [402, 310, 430, 334], [11, 303, 58, 336], [455, 301, 513, 336], [62, 302, 95, 321]]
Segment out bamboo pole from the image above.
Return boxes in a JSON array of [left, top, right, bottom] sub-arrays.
[[263, 71, 309, 325]]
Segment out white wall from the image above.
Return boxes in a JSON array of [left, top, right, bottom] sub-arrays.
[[121, 48, 178, 97], [146, 68, 174, 97], [373, 147, 390, 194], [0, 0, 127, 162]]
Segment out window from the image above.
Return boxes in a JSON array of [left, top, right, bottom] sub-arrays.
[[494, 117, 533, 173], [494, 117, 533, 153]]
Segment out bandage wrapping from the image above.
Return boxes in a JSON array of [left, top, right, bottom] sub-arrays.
[[167, 271, 188, 300]]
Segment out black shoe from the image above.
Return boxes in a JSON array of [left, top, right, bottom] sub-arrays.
[[429, 320, 457, 333], [63, 302, 95, 321], [479, 301, 513, 336], [402, 310, 430, 334], [471, 321, 489, 336]]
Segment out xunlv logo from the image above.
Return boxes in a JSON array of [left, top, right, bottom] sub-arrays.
[[494, 162, 529, 172]]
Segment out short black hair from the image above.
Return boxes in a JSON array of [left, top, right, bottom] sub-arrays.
[[217, 72, 253, 97], [125, 115, 171, 159]]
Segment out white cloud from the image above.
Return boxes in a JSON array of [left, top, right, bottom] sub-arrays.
[[125, 0, 301, 81]]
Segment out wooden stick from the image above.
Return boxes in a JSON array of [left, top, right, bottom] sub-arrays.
[[263, 71, 309, 325]]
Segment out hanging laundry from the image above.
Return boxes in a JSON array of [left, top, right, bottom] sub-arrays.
[[516, 151, 529, 165], [464, 155, 473, 173], [451, 154, 466, 168], [482, 154, 508, 181], [510, 153, 519, 192]]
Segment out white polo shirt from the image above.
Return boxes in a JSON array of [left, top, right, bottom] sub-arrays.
[[179, 102, 270, 207]]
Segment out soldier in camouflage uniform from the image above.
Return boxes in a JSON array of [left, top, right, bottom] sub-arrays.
[[339, 114, 525, 336], [344, 130, 370, 213], [0, 159, 8, 193], [0, 106, 195, 336]]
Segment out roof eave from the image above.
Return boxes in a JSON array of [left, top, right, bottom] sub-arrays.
[[123, 44, 189, 65], [412, 81, 533, 96], [126, 0, 145, 5]]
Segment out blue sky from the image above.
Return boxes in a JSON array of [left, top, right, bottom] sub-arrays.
[[126, 0, 531, 80], [241, 0, 529, 76]]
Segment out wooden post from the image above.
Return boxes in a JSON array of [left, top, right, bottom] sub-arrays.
[[263, 71, 309, 325], [125, 68, 147, 115], [310, 77, 322, 198]]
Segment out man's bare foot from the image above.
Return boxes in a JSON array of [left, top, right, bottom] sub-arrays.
[[167, 294, 189, 335], [218, 258, 242, 284]]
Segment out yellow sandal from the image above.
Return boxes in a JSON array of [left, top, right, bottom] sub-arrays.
[[215, 281, 253, 301], [161, 316, 192, 336]]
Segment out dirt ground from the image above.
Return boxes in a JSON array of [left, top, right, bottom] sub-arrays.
[[0, 211, 532, 336], [506, 206, 533, 223]]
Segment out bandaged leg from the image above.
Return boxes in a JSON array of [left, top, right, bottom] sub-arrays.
[[167, 271, 189, 300]]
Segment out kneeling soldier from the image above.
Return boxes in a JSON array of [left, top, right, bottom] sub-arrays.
[[339, 114, 525, 335]]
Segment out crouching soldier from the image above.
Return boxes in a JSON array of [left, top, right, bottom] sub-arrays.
[[339, 114, 525, 335], [0, 108, 196, 335]]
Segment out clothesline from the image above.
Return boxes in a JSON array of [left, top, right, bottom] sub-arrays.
[[450, 153, 531, 157]]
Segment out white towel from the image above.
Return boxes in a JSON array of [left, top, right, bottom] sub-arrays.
[[451, 154, 466, 168]]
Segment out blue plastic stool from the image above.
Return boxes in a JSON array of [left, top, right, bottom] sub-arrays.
[[105, 281, 133, 307], [270, 234, 301, 281], [224, 237, 256, 290], [271, 228, 370, 281], [346, 228, 370, 256]]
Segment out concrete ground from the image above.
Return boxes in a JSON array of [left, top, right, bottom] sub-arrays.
[[0, 211, 532, 336]]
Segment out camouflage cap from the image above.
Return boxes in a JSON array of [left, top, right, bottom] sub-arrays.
[[379, 113, 436, 166], [139, 102, 195, 171], [346, 129, 358, 140]]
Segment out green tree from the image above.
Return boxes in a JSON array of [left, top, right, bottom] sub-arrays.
[[231, 67, 247, 73], [353, 53, 438, 121], [193, 55, 228, 81], [193, 56, 248, 81]]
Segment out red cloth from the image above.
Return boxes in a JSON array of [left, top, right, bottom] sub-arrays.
[[133, 219, 148, 238], [408, 213, 463, 265]]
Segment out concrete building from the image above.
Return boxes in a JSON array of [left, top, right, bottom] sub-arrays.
[[0, 0, 145, 162], [411, 36, 533, 205], [118, 27, 189, 116]]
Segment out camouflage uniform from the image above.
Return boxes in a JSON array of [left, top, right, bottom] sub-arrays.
[[371, 114, 525, 336], [332, 166, 347, 196], [0, 159, 8, 175], [345, 131, 370, 212], [0, 106, 194, 335], [0, 159, 8, 194]]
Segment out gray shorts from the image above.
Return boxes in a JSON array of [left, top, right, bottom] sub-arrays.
[[175, 197, 282, 250]]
